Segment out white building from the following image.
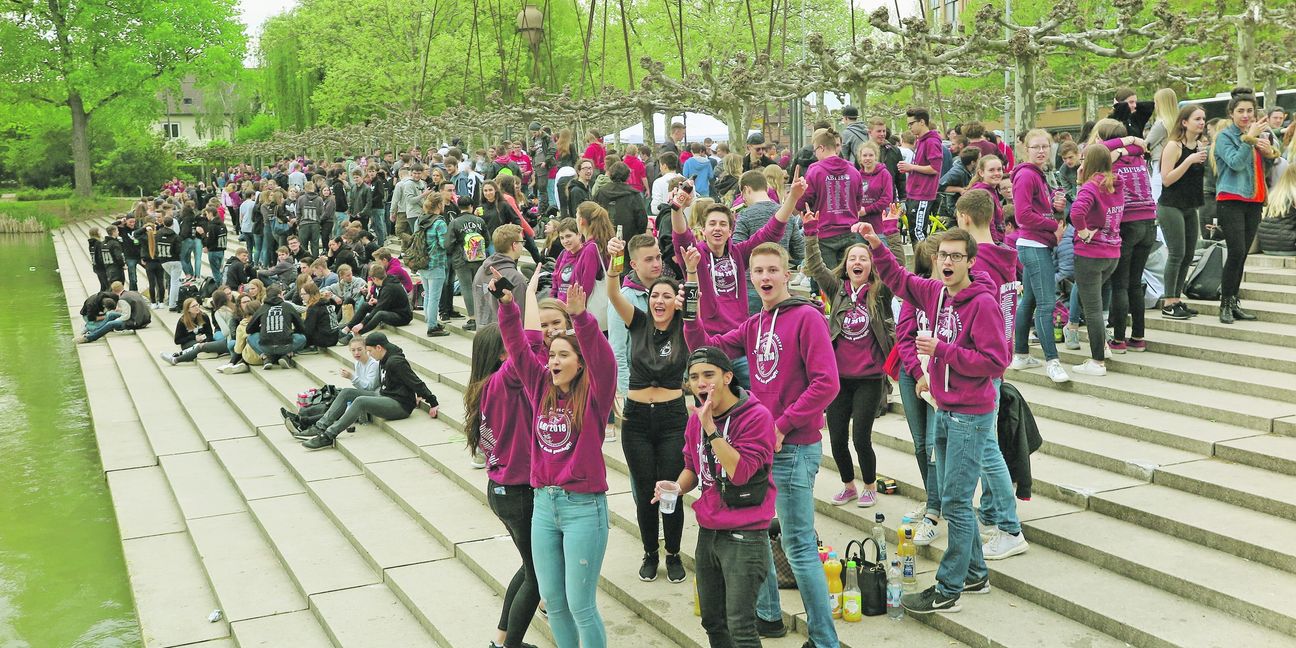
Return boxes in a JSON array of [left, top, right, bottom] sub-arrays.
[[158, 76, 238, 145]]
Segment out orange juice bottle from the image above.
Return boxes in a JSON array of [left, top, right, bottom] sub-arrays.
[[825, 551, 843, 619]]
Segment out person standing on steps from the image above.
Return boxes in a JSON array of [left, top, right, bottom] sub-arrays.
[[472, 224, 528, 328], [799, 209, 895, 510], [1065, 147, 1125, 378], [448, 196, 488, 332], [899, 107, 944, 242], [654, 347, 776, 648], [1213, 88, 1278, 324], [605, 235, 689, 585], [1158, 105, 1209, 321], [464, 323, 542, 648], [494, 279, 616, 648], [1092, 119, 1155, 354], [858, 223, 1010, 615], [297, 332, 438, 449], [682, 240, 840, 646]]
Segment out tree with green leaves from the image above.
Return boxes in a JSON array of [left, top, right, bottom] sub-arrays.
[[0, 0, 245, 196]]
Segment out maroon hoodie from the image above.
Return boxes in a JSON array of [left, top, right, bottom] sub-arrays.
[[974, 241, 1021, 345], [1102, 140, 1155, 222], [673, 217, 787, 336], [873, 246, 1009, 414], [550, 239, 602, 302], [907, 130, 944, 201], [499, 300, 616, 492], [1010, 162, 1060, 248], [968, 181, 1006, 243], [479, 359, 534, 486], [896, 301, 922, 379], [1070, 175, 1125, 259], [682, 391, 777, 531], [860, 165, 897, 235], [795, 156, 862, 238], [684, 295, 839, 444]]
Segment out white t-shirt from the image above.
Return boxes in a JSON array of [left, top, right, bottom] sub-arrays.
[[651, 172, 682, 214]]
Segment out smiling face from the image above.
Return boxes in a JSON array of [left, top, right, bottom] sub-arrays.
[[547, 337, 583, 389], [539, 307, 568, 339], [842, 244, 873, 288], [630, 244, 663, 283], [559, 230, 582, 254], [859, 148, 878, 170], [483, 183, 496, 201], [577, 161, 594, 181], [749, 251, 790, 306], [702, 211, 734, 249], [1231, 100, 1256, 129], [869, 125, 888, 144], [980, 157, 1004, 184], [647, 283, 678, 325], [1184, 108, 1207, 136]]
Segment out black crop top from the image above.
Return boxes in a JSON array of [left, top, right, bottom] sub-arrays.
[[627, 308, 688, 390]]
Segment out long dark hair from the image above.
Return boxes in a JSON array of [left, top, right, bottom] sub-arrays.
[[464, 323, 505, 452]]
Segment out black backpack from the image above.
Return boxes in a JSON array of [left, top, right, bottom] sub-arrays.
[[1184, 242, 1226, 301]]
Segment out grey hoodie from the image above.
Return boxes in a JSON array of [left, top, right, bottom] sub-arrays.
[[841, 121, 872, 165], [472, 252, 527, 326]]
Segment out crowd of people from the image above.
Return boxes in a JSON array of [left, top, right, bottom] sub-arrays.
[[74, 86, 1296, 648]]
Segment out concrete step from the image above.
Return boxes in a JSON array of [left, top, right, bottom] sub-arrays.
[[1182, 295, 1296, 324], [121, 532, 231, 648], [1141, 307, 1296, 348], [1050, 341, 1296, 403], [1151, 458, 1296, 523], [1216, 434, 1296, 476], [1246, 267, 1296, 286], [230, 611, 334, 648], [1077, 325, 1296, 374], [1008, 354, 1295, 433], [1243, 254, 1296, 269], [1240, 279, 1296, 304]]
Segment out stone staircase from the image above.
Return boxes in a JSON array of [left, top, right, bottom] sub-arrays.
[[56, 218, 1296, 648]]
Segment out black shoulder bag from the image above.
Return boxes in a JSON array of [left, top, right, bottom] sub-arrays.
[[703, 418, 771, 509]]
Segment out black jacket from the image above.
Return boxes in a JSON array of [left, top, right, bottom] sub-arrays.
[[225, 256, 252, 290], [302, 301, 340, 348], [996, 382, 1042, 500], [89, 239, 106, 271], [370, 280, 412, 323], [596, 181, 649, 237], [1258, 208, 1296, 255], [173, 316, 214, 348], [563, 179, 591, 219], [114, 221, 142, 258], [134, 226, 180, 261], [248, 296, 305, 346], [102, 239, 126, 273], [203, 218, 227, 251], [377, 346, 437, 413], [80, 291, 116, 319]]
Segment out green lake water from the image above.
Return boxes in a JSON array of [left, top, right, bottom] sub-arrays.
[[0, 233, 141, 647]]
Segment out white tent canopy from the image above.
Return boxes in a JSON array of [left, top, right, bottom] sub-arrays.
[[610, 112, 733, 145]]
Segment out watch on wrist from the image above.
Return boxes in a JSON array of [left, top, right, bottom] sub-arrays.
[[704, 429, 721, 444]]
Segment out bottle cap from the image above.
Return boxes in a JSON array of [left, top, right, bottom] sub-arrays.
[[875, 512, 885, 523], [846, 560, 857, 569], [829, 551, 838, 560], [904, 527, 913, 538]]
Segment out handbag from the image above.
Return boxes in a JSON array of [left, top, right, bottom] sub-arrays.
[[702, 417, 770, 509], [768, 517, 819, 589], [843, 538, 888, 616]]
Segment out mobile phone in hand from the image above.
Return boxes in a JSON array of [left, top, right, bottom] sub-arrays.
[[489, 276, 514, 301]]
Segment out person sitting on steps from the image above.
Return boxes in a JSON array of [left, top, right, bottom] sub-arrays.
[[342, 264, 412, 340], [281, 336, 381, 431]]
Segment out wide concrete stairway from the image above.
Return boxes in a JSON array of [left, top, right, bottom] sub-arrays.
[[57, 218, 1296, 648]]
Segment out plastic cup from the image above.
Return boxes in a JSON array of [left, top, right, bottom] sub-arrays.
[[659, 484, 680, 514]]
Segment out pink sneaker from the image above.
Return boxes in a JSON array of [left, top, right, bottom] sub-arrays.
[[831, 486, 858, 506], [857, 490, 877, 508], [1108, 340, 1127, 354], [1127, 339, 1147, 352]]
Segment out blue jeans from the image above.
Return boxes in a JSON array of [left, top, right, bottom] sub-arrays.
[[1015, 245, 1059, 360], [931, 408, 994, 598], [977, 379, 1019, 534], [756, 441, 838, 648], [369, 207, 387, 245], [333, 212, 348, 238], [247, 332, 306, 357], [163, 261, 183, 308], [419, 267, 446, 330], [261, 223, 276, 267], [532, 488, 609, 648], [898, 367, 940, 517], [84, 312, 125, 342], [208, 250, 225, 282], [124, 258, 140, 291], [179, 238, 203, 277]]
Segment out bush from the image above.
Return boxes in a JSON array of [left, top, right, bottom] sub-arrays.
[[15, 186, 74, 201], [94, 134, 177, 195], [235, 113, 277, 143]]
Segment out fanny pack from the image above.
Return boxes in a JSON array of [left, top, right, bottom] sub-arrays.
[[703, 417, 770, 509]]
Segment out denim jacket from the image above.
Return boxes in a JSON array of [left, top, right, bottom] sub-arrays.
[[1214, 123, 1274, 200]]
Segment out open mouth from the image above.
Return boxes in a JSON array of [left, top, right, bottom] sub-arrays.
[[759, 282, 774, 295], [942, 268, 955, 279], [850, 267, 865, 278], [652, 304, 668, 317]]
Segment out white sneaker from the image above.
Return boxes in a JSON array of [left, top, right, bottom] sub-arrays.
[[1008, 354, 1042, 371], [912, 517, 941, 546], [983, 529, 1029, 560], [903, 504, 928, 524], [1045, 359, 1070, 383], [215, 363, 234, 373], [978, 520, 995, 542], [158, 351, 177, 366], [470, 450, 486, 469], [1063, 327, 1081, 350], [1072, 360, 1106, 376], [226, 363, 250, 374]]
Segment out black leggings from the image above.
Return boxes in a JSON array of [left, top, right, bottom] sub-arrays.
[[621, 397, 687, 555], [487, 481, 540, 648], [827, 376, 886, 485], [144, 260, 166, 303], [1217, 199, 1263, 298], [1109, 219, 1156, 342], [347, 302, 411, 330]]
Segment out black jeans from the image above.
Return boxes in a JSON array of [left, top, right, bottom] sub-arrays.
[[620, 398, 687, 555], [1074, 256, 1118, 361], [144, 259, 166, 303], [826, 375, 885, 485], [347, 302, 412, 330], [1109, 219, 1156, 342], [906, 198, 936, 243], [1217, 200, 1263, 299], [439, 269, 455, 315], [695, 528, 771, 648], [487, 480, 540, 648]]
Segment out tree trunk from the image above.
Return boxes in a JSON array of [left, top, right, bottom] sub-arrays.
[[1236, 16, 1255, 88], [815, 90, 827, 121], [850, 84, 867, 110], [69, 92, 94, 198], [1265, 76, 1279, 111], [1084, 93, 1100, 125], [1014, 55, 1038, 134], [726, 106, 747, 146], [641, 105, 656, 149]]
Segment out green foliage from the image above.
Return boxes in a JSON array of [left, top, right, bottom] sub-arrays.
[[93, 134, 177, 194], [236, 113, 278, 143], [2, 124, 115, 189], [15, 187, 74, 201]]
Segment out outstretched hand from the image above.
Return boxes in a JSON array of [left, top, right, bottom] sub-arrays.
[[852, 221, 882, 248], [488, 266, 513, 304], [566, 283, 587, 316], [681, 245, 702, 274]]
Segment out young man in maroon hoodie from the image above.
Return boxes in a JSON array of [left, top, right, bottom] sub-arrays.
[[857, 222, 1011, 614], [899, 107, 945, 243], [681, 241, 840, 645], [796, 128, 864, 271]]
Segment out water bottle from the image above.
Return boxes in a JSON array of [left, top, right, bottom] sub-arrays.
[[872, 512, 888, 565], [887, 560, 904, 621], [842, 561, 862, 622], [609, 225, 625, 274]]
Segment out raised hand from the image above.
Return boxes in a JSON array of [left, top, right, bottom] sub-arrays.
[[681, 245, 702, 274], [566, 282, 587, 316], [488, 266, 513, 304], [789, 176, 809, 201], [853, 221, 882, 248]]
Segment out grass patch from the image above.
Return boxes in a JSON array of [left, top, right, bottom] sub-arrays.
[[0, 197, 135, 231], [15, 187, 75, 201]]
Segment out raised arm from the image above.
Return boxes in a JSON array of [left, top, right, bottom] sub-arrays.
[[604, 237, 636, 325], [497, 286, 548, 387]]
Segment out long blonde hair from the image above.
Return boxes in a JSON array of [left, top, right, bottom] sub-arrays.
[[762, 164, 787, 202], [1153, 88, 1180, 132], [1264, 163, 1296, 219]]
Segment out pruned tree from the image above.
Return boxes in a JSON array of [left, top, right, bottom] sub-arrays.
[[641, 52, 808, 143]]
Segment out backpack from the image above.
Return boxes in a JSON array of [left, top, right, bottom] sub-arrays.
[[404, 219, 432, 271], [197, 276, 218, 301], [1184, 241, 1226, 300], [296, 384, 339, 408], [462, 230, 487, 263]]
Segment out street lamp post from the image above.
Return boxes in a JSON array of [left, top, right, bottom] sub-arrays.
[[517, 4, 544, 88]]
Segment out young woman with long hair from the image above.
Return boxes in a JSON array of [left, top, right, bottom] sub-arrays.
[[1158, 104, 1210, 320], [464, 323, 541, 648], [494, 277, 616, 648], [1066, 145, 1125, 376], [1145, 87, 1180, 201], [968, 154, 1009, 242], [1090, 118, 1155, 352], [497, 174, 543, 263], [550, 203, 613, 323], [1259, 163, 1296, 254]]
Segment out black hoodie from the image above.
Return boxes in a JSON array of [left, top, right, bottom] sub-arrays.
[[248, 295, 305, 346], [375, 344, 437, 413], [596, 180, 648, 237]]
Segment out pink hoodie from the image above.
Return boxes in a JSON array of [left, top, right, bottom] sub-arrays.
[[479, 359, 534, 486], [385, 257, 414, 293], [1102, 140, 1155, 221], [1070, 175, 1125, 259], [859, 165, 896, 235], [873, 246, 1010, 414], [499, 301, 615, 492], [684, 297, 839, 444], [673, 217, 787, 336], [624, 155, 647, 193], [683, 392, 777, 530], [907, 130, 944, 201], [1010, 162, 1060, 248], [796, 156, 862, 239], [968, 182, 1006, 243], [550, 239, 602, 303], [974, 242, 1021, 345], [896, 301, 922, 379]]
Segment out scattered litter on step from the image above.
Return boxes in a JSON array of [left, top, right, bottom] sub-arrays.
[[29, 267, 36, 272], [208, 609, 223, 623]]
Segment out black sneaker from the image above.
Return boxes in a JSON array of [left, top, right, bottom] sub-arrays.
[[302, 434, 334, 450], [638, 552, 659, 582], [1185, 304, 1199, 317], [278, 356, 294, 370], [299, 345, 319, 355], [902, 585, 961, 614], [756, 617, 787, 638], [464, 319, 477, 332], [665, 553, 686, 583], [963, 574, 991, 595], [280, 408, 301, 432], [489, 642, 539, 648], [1161, 302, 1191, 320], [445, 310, 465, 320], [427, 326, 449, 338]]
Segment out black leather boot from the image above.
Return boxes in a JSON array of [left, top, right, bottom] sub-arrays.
[[1231, 297, 1258, 321], [1219, 297, 1234, 324]]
